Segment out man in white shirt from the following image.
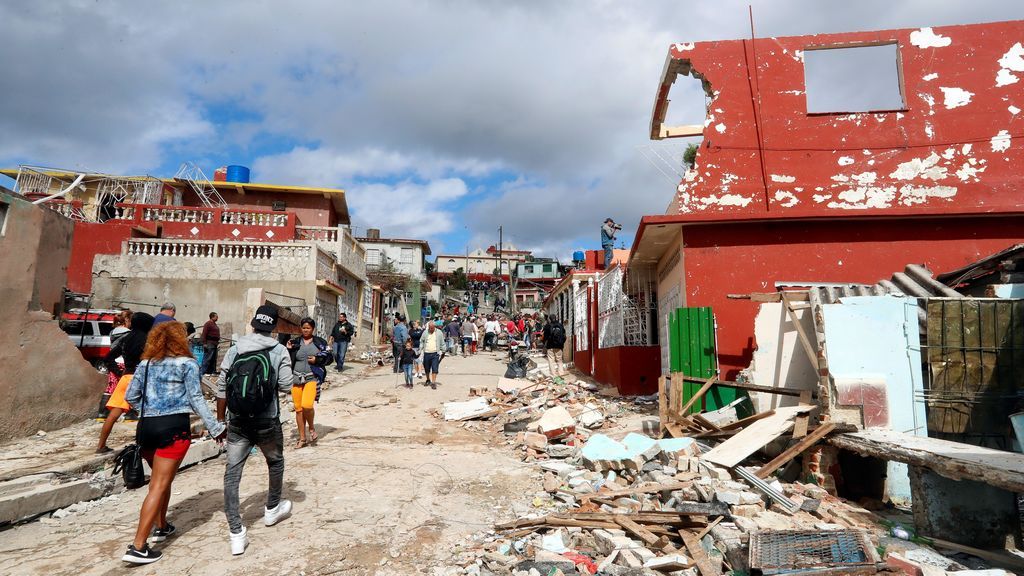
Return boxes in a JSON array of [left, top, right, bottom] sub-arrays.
[[483, 315, 500, 353]]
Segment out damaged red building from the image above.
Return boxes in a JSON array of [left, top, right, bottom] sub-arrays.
[[631, 19, 1024, 379]]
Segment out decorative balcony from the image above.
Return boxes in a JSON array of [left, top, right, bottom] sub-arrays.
[[112, 203, 295, 242], [297, 225, 367, 280]]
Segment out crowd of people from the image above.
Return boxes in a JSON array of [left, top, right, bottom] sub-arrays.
[[89, 294, 572, 565], [387, 308, 569, 387], [95, 302, 337, 565]]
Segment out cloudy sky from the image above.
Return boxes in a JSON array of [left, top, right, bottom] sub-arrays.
[[2, 1, 1022, 259]]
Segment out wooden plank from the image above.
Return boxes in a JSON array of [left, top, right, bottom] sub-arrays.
[[727, 292, 810, 303], [658, 375, 669, 437], [695, 515, 723, 540], [756, 423, 836, 479], [681, 530, 718, 576], [792, 390, 812, 438], [692, 413, 722, 432], [720, 409, 775, 431], [830, 429, 1024, 493], [669, 372, 684, 420], [782, 291, 819, 368], [679, 376, 716, 415], [679, 376, 814, 398], [924, 537, 1024, 571], [702, 405, 812, 468], [615, 516, 678, 552]]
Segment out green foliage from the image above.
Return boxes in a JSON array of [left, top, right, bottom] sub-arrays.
[[683, 142, 699, 169], [450, 267, 468, 290]]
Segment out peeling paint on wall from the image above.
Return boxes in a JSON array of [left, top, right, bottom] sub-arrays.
[[889, 153, 947, 181], [991, 130, 1012, 152], [774, 190, 799, 207], [996, 42, 1024, 86], [923, 72, 939, 81], [838, 156, 854, 166], [770, 174, 796, 183], [940, 86, 974, 109], [910, 27, 952, 48]]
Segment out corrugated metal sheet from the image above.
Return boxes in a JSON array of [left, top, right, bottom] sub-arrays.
[[778, 263, 964, 305]]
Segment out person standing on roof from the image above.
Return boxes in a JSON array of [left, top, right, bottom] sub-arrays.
[[601, 218, 621, 269], [201, 312, 221, 375]]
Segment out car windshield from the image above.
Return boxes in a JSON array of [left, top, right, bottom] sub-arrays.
[[62, 321, 92, 336]]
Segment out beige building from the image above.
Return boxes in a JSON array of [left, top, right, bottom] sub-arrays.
[[434, 245, 531, 276]]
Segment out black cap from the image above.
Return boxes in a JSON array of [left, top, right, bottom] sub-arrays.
[[251, 305, 278, 332], [604, 218, 614, 223]]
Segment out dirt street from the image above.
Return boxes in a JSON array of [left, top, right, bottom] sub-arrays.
[[0, 352, 536, 575]]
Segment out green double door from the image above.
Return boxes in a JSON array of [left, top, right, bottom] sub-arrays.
[[668, 307, 747, 415]]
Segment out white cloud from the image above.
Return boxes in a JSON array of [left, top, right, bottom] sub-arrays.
[[347, 178, 469, 242]]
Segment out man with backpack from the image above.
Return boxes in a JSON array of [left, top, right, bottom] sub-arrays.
[[542, 316, 568, 377], [216, 305, 295, 556]]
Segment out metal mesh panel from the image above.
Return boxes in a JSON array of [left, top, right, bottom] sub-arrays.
[[573, 283, 589, 351], [749, 530, 874, 572], [597, 268, 624, 349]]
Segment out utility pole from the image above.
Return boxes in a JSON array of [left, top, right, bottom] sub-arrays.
[[498, 225, 510, 313]]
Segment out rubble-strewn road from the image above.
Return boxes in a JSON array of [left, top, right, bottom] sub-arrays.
[[0, 353, 536, 575]]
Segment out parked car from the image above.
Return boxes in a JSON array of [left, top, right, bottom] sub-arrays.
[[60, 309, 122, 369]]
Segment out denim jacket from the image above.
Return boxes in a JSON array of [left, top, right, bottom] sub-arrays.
[[126, 357, 226, 438]]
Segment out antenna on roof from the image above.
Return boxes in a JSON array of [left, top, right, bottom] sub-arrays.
[[174, 161, 227, 208]]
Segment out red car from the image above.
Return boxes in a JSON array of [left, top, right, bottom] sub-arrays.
[[61, 309, 123, 369]]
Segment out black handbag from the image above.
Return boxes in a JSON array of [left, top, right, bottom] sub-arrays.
[[112, 363, 149, 489]]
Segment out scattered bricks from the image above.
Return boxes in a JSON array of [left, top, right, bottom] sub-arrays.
[[705, 466, 731, 481], [592, 529, 632, 556], [577, 403, 605, 429], [647, 470, 675, 485], [729, 504, 763, 518], [677, 457, 699, 473], [643, 554, 691, 571], [887, 552, 928, 576], [615, 546, 656, 568], [657, 437, 698, 463]]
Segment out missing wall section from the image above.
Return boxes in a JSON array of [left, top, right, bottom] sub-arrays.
[[804, 43, 906, 114]]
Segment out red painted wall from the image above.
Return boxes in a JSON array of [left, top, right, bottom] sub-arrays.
[[681, 215, 1024, 379], [183, 188, 336, 227], [656, 20, 1024, 218], [67, 221, 137, 293], [592, 346, 661, 396]]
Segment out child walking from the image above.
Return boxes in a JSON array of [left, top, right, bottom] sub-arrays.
[[399, 340, 418, 389]]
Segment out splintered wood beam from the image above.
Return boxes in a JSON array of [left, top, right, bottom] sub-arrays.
[[782, 291, 820, 369], [679, 376, 816, 399], [679, 376, 716, 415], [756, 423, 836, 479]]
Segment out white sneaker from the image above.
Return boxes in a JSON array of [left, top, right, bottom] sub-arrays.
[[229, 526, 248, 556], [264, 499, 292, 526]]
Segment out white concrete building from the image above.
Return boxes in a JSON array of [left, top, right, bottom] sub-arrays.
[[434, 245, 531, 276]]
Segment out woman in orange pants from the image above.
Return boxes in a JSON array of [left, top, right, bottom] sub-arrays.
[[286, 318, 332, 448], [97, 312, 154, 453]]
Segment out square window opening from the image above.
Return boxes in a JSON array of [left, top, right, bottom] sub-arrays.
[[803, 43, 905, 114]]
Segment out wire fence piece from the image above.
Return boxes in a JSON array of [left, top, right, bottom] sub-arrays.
[[749, 529, 876, 573]]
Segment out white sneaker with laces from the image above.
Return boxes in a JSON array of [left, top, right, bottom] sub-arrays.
[[264, 499, 292, 526], [229, 526, 248, 556]]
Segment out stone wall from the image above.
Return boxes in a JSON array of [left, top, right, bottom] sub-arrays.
[[0, 191, 104, 441]]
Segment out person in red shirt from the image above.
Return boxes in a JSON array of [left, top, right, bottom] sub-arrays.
[[200, 312, 221, 375]]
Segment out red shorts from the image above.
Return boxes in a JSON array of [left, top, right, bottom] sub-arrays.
[[142, 438, 191, 462]]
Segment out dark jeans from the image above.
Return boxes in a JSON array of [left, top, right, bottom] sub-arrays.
[[393, 342, 401, 372], [224, 419, 284, 533], [333, 341, 349, 370], [484, 333, 495, 351], [402, 363, 414, 385], [203, 344, 219, 375], [603, 244, 614, 269], [423, 352, 440, 376]]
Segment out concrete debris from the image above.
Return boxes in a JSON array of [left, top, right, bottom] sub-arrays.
[[443, 397, 495, 421]]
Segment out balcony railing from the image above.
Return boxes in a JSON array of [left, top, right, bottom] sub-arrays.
[[114, 203, 291, 227], [297, 225, 339, 243], [126, 238, 313, 260], [297, 225, 367, 279]]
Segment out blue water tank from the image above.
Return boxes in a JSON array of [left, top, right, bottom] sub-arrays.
[[572, 250, 585, 262], [225, 165, 251, 183]]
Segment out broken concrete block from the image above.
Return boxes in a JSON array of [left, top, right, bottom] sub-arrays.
[[616, 545, 656, 568], [577, 403, 605, 429], [539, 461, 577, 478], [738, 491, 763, 505], [732, 516, 758, 533], [657, 437, 697, 461], [545, 444, 575, 459], [622, 433, 662, 462], [443, 397, 493, 421], [533, 406, 576, 440], [643, 554, 691, 571], [715, 490, 742, 505]]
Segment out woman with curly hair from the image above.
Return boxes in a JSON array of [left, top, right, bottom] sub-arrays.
[[121, 322, 226, 565]]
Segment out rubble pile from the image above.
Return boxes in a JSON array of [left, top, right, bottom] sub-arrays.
[[432, 373, 1020, 576]]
